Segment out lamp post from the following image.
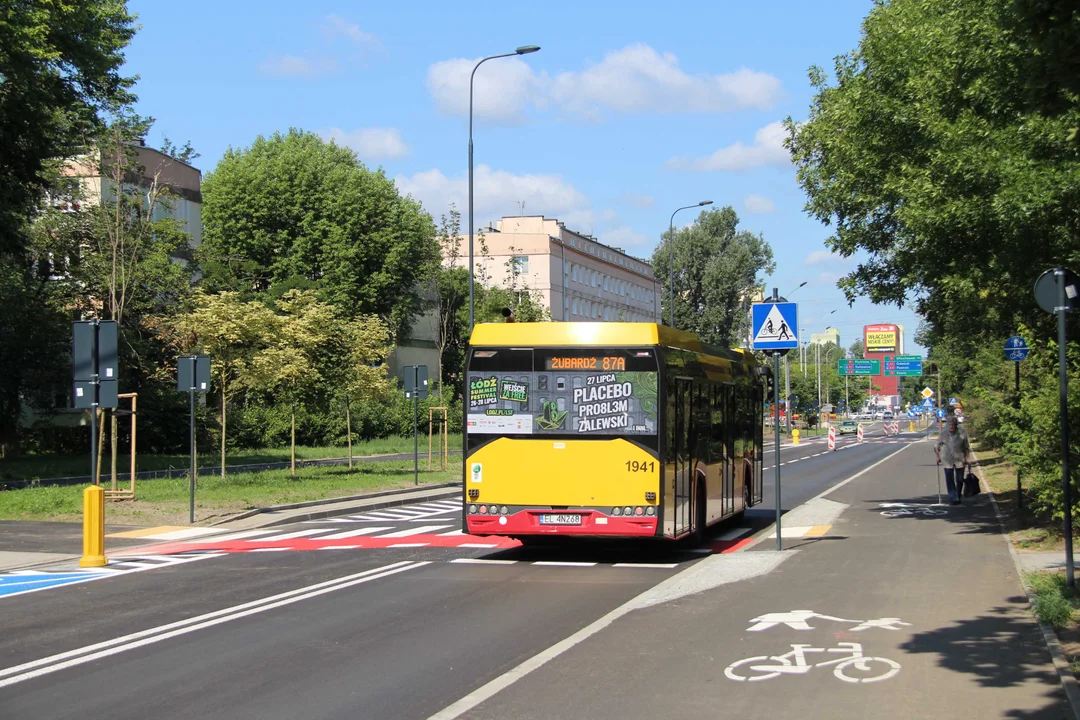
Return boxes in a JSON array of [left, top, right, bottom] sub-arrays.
[[667, 200, 713, 328], [815, 325, 836, 409], [783, 281, 807, 433], [468, 45, 541, 332]]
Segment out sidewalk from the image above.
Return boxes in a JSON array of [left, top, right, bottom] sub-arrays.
[[457, 435, 1071, 719], [0, 482, 462, 571]]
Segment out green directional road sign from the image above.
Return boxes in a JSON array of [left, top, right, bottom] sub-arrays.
[[838, 359, 880, 375], [883, 355, 923, 376]]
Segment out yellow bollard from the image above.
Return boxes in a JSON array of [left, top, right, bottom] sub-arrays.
[[909, 421, 915, 432], [80, 485, 108, 568], [792, 429, 800, 445]]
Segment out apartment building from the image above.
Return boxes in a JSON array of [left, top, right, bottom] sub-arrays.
[[450, 215, 660, 323], [60, 142, 203, 252], [809, 328, 841, 347]]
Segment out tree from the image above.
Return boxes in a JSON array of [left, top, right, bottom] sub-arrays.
[[0, 0, 136, 259], [787, 0, 1080, 350], [247, 290, 340, 476], [426, 205, 469, 403], [334, 317, 393, 469], [199, 129, 438, 338], [652, 206, 774, 345], [149, 291, 279, 476]]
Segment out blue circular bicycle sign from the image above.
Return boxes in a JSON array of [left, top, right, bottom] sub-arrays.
[[1004, 335, 1030, 362]]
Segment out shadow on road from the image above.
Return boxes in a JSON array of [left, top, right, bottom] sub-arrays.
[[899, 599, 1067, 718]]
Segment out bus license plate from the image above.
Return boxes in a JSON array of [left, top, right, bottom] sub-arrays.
[[540, 514, 582, 525]]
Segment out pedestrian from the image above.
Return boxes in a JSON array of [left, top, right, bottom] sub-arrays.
[[935, 415, 971, 505]]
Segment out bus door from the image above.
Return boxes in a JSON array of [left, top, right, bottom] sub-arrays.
[[753, 387, 764, 505], [673, 379, 692, 536], [722, 385, 735, 515]]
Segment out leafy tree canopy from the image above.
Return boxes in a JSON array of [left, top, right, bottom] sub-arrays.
[[199, 129, 437, 338], [0, 0, 136, 258], [652, 206, 774, 345], [787, 0, 1080, 350]]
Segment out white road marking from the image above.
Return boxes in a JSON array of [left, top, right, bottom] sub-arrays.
[[202, 529, 280, 542], [612, 563, 678, 569], [0, 561, 427, 689], [438, 530, 466, 536], [450, 558, 518, 565], [255, 529, 335, 542], [458, 543, 498, 548], [317, 527, 394, 540], [388, 543, 429, 548], [249, 548, 290, 552], [533, 561, 597, 567], [377, 524, 454, 538], [317, 546, 358, 550]]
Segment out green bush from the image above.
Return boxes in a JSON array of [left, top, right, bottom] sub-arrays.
[[1025, 571, 1077, 629]]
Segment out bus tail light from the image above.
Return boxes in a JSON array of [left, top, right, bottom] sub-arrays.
[[634, 507, 644, 516], [645, 506, 656, 516], [500, 506, 509, 515], [612, 507, 622, 516], [624, 507, 632, 515], [479, 505, 488, 514], [469, 504, 478, 514]]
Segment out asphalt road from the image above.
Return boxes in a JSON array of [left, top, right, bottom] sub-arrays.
[[0, 424, 931, 720]]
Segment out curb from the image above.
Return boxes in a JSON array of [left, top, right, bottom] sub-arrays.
[[210, 482, 464, 529], [973, 456, 1080, 720]]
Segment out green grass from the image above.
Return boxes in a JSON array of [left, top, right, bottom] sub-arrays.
[[0, 461, 461, 526], [1025, 571, 1080, 629], [0, 435, 462, 483]]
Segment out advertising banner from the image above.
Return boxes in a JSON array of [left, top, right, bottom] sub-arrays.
[[466, 371, 658, 436], [865, 325, 899, 354]]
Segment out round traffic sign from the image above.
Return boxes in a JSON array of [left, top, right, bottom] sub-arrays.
[[1034, 268, 1080, 315], [1004, 335, 1030, 362]]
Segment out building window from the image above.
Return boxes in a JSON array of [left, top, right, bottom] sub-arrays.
[[512, 256, 529, 274], [564, 264, 570, 276], [573, 299, 579, 315]]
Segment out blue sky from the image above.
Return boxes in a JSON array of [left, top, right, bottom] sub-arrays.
[[125, 0, 924, 354]]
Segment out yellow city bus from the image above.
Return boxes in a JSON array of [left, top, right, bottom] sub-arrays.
[[462, 322, 765, 542]]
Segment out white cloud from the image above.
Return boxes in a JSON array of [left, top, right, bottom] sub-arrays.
[[619, 192, 655, 209], [395, 164, 590, 227], [665, 121, 790, 172], [552, 44, 781, 120], [804, 249, 841, 265], [743, 194, 777, 214], [258, 54, 338, 78], [601, 226, 653, 248], [322, 14, 382, 50], [323, 127, 409, 160], [426, 57, 549, 124], [425, 44, 780, 125], [817, 271, 842, 285]]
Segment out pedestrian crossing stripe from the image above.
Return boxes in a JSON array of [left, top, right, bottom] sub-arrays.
[[0, 553, 223, 600]]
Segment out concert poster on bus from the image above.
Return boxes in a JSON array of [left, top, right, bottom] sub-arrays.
[[466, 371, 658, 435]]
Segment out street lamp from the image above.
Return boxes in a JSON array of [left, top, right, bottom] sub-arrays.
[[782, 281, 807, 433], [667, 200, 713, 328], [468, 45, 541, 331], [815, 325, 836, 408]]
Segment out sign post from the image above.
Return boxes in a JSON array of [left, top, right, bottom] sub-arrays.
[[1035, 268, 1078, 587], [1005, 336, 1031, 508], [751, 291, 798, 551], [177, 356, 211, 524], [404, 365, 429, 486]]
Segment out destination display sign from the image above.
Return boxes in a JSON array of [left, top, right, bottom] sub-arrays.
[[837, 359, 880, 376], [883, 355, 923, 377], [544, 355, 627, 371]]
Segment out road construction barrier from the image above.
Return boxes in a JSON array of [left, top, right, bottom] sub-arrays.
[[828, 426, 836, 451], [857, 424, 864, 442]]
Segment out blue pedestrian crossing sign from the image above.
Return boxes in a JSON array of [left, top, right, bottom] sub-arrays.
[[922, 398, 933, 407], [751, 302, 798, 351], [1004, 335, 1030, 362]]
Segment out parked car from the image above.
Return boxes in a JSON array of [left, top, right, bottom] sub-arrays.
[[883, 411, 894, 421], [838, 419, 859, 435]]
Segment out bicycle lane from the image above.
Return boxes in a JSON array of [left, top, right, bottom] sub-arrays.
[[448, 439, 1068, 720]]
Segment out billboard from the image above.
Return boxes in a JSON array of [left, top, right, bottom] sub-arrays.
[[865, 324, 899, 354]]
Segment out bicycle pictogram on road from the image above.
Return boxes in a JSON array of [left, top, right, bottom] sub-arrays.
[[724, 642, 900, 684]]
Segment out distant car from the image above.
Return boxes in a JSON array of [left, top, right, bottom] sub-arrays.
[[883, 411, 894, 420], [838, 420, 858, 435]]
